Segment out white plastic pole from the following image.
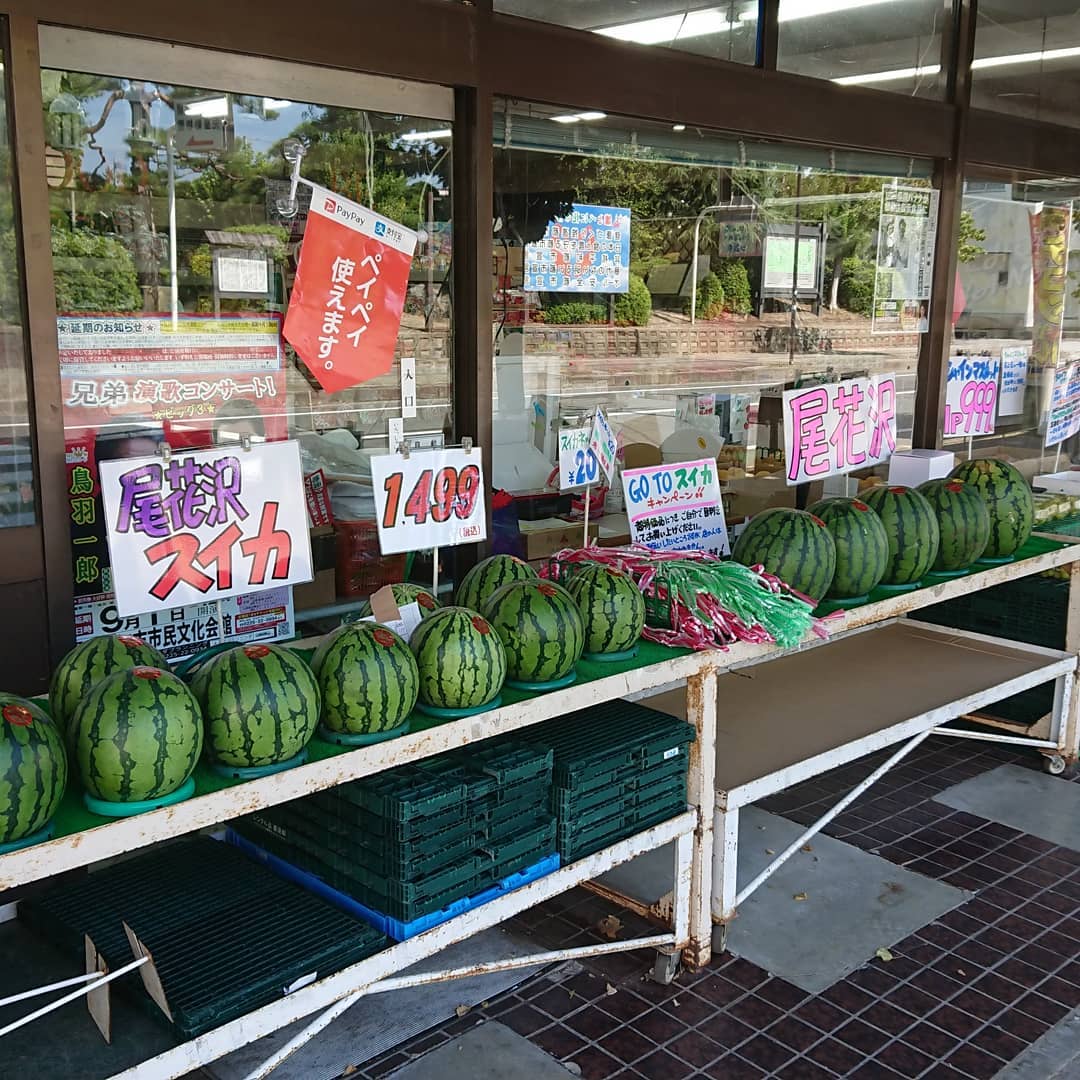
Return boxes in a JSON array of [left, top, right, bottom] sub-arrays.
[[167, 135, 178, 330], [0, 971, 101, 1009]]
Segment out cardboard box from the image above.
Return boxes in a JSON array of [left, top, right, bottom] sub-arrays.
[[723, 475, 825, 522], [888, 449, 955, 487], [293, 568, 336, 611], [519, 517, 599, 561], [310, 525, 337, 572]]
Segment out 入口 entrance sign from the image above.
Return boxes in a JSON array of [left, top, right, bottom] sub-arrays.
[[100, 441, 313, 617], [284, 184, 417, 394], [783, 374, 897, 485]]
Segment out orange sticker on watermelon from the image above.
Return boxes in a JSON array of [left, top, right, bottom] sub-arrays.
[[3, 703, 33, 727], [284, 184, 418, 394]]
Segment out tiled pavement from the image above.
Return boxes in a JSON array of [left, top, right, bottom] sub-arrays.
[[354, 738, 1080, 1079]]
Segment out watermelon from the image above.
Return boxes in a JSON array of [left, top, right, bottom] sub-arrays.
[[456, 554, 537, 613], [948, 458, 1033, 559], [482, 580, 584, 684], [731, 508, 837, 603], [917, 478, 992, 572], [807, 497, 890, 599], [50, 634, 168, 747], [565, 563, 645, 654], [73, 667, 203, 803], [190, 644, 320, 768], [0, 695, 67, 844], [353, 583, 440, 621], [410, 607, 507, 709], [317, 623, 419, 735], [862, 485, 940, 586]]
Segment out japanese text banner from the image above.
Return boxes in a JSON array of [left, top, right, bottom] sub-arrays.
[[783, 374, 897, 486], [284, 184, 417, 394], [622, 458, 729, 557], [100, 441, 313, 617]]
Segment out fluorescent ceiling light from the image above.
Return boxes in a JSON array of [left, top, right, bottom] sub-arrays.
[[399, 128, 452, 141], [972, 46, 1080, 71], [741, 0, 902, 22], [673, 124, 687, 131], [833, 64, 941, 86], [596, 9, 732, 45], [550, 111, 607, 123], [184, 96, 229, 118]]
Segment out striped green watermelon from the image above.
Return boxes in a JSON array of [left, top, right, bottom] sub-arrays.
[[731, 508, 837, 603], [50, 634, 168, 747], [482, 580, 584, 684], [456, 554, 537, 613], [73, 667, 203, 803], [190, 644, 320, 767], [807, 497, 890, 599], [862, 485, 940, 586], [410, 607, 507, 709], [948, 458, 1033, 559], [0, 695, 67, 844], [317, 623, 419, 735], [565, 564, 645, 654], [353, 583, 441, 622], [917, 478, 992, 572]]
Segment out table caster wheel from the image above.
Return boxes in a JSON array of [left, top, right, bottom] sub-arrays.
[[1043, 754, 1067, 776], [651, 948, 681, 985], [712, 923, 729, 953]]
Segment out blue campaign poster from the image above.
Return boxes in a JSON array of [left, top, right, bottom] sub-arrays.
[[524, 204, 631, 294]]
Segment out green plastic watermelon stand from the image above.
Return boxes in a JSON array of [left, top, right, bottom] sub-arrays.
[[815, 595, 870, 615], [975, 554, 1015, 565], [317, 720, 410, 746], [83, 776, 197, 819], [874, 581, 923, 594], [506, 670, 578, 693], [414, 696, 503, 719], [582, 646, 640, 663], [209, 749, 309, 780], [0, 822, 55, 854], [925, 567, 970, 579]]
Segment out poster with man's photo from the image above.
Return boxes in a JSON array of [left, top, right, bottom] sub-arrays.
[[871, 186, 940, 334]]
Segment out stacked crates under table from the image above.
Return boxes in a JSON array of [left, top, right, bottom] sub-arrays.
[[232, 740, 559, 939]]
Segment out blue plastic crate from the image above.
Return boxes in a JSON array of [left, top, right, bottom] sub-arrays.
[[224, 829, 559, 942]]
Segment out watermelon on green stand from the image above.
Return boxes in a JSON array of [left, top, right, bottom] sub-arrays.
[[73, 667, 203, 809], [807, 497, 890, 601], [948, 458, 1033, 560], [191, 643, 320, 772], [862, 485, 940, 587], [0, 695, 67, 848], [731, 507, 837, 603], [482, 579, 584, 687], [50, 634, 168, 747], [353, 583, 441, 621], [565, 563, 645, 657], [456, 554, 537, 613], [410, 606, 507, 712], [317, 622, 419, 740], [917, 478, 992, 573]]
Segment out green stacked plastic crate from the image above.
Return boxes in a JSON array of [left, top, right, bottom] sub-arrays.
[[233, 739, 555, 925], [512, 700, 695, 862], [19, 837, 387, 1040]]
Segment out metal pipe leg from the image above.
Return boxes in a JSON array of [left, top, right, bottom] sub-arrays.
[[685, 669, 718, 971], [711, 805, 739, 951]]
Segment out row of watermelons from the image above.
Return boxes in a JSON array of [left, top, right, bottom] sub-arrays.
[[0, 555, 648, 847], [731, 458, 1035, 604]]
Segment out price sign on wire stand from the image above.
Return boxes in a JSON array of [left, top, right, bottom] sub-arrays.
[[558, 425, 598, 491], [943, 355, 1000, 437], [370, 447, 487, 555], [588, 406, 617, 483]]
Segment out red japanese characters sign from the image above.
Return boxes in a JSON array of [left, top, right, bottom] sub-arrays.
[[284, 184, 418, 394], [99, 441, 313, 617], [782, 374, 897, 486]]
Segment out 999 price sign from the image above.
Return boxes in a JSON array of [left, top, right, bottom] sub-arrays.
[[370, 448, 487, 554]]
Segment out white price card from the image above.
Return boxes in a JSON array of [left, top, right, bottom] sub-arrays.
[[588, 406, 618, 483], [622, 457, 729, 557], [370, 447, 487, 555], [557, 425, 600, 491]]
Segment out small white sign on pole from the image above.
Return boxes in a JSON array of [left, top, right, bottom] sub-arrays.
[[588, 406, 618, 482], [388, 417, 405, 452], [370, 447, 487, 555], [557, 425, 599, 491], [998, 346, 1030, 417], [400, 356, 417, 419], [99, 440, 313, 617], [622, 458, 729, 556], [943, 355, 1000, 437]]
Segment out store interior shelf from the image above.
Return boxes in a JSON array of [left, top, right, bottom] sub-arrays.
[[102, 810, 697, 1080]]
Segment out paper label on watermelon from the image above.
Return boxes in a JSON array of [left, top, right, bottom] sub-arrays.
[[243, 644, 272, 659], [118, 635, 146, 647], [472, 616, 491, 635], [133, 667, 162, 680], [3, 704, 33, 727], [372, 628, 397, 647]]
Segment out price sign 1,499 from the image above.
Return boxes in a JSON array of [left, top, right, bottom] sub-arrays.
[[371, 448, 488, 555]]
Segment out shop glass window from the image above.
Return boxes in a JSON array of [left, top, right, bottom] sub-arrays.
[[493, 1, 759, 64], [40, 32, 453, 639], [777, 0, 945, 98], [972, 3, 1080, 127], [0, 33, 35, 530], [947, 173, 1079, 485], [492, 100, 932, 550]]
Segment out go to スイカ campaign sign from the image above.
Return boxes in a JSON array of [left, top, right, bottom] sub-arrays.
[[622, 459, 730, 557], [783, 374, 897, 485], [99, 441, 313, 617], [284, 184, 418, 394]]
